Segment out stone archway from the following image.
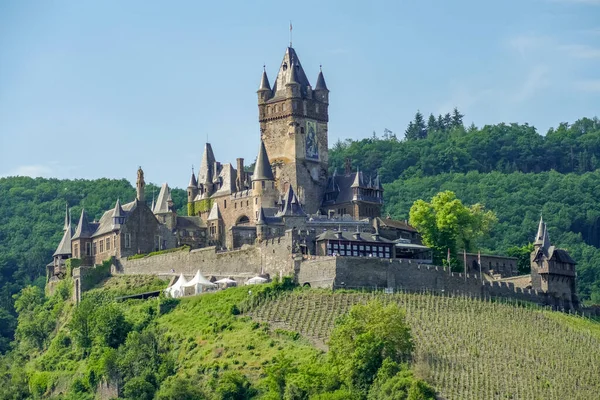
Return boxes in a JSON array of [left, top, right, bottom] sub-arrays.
[[236, 215, 250, 225]]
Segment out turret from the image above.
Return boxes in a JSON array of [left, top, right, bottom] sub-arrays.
[[257, 67, 272, 104], [286, 59, 301, 98], [534, 215, 545, 249], [112, 199, 125, 228], [198, 143, 216, 198], [187, 167, 198, 203], [252, 140, 278, 221], [136, 167, 145, 202], [314, 66, 329, 104]]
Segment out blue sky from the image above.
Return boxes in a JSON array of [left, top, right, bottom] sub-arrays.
[[1, 0, 599, 188]]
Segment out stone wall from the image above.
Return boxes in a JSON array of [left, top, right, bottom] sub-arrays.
[[118, 230, 298, 282], [296, 257, 576, 310]]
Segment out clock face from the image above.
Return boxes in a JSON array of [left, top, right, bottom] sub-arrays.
[[305, 120, 319, 160]]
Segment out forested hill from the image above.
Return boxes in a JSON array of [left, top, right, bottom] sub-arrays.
[[0, 177, 187, 354], [329, 113, 600, 302], [329, 113, 600, 182]]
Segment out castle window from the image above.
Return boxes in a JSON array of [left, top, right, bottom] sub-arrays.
[[272, 182, 274, 188], [262, 181, 265, 189], [73, 243, 79, 258], [86, 242, 91, 256], [246, 200, 249, 207], [255, 198, 257, 205], [99, 240, 104, 253], [235, 202, 237, 209], [301, 127, 304, 134], [124, 233, 131, 249], [106, 238, 110, 251], [224, 200, 227, 209], [93, 242, 97, 255], [113, 235, 117, 249]]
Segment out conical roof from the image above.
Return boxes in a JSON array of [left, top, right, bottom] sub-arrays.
[[257, 207, 266, 225], [534, 215, 545, 245], [252, 140, 274, 181], [287, 60, 299, 85], [188, 169, 197, 188], [315, 69, 328, 90], [351, 168, 362, 188], [112, 199, 124, 218], [258, 69, 271, 91], [207, 202, 221, 221], [154, 183, 171, 214], [542, 223, 551, 254], [374, 175, 384, 190], [53, 206, 72, 257], [73, 209, 94, 240], [198, 143, 216, 185]]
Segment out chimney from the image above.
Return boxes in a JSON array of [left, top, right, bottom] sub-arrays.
[[352, 226, 361, 240], [236, 158, 244, 191]]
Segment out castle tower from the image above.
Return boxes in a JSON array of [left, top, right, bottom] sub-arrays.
[[154, 183, 177, 230], [530, 216, 578, 307], [136, 167, 145, 202], [187, 167, 198, 205], [52, 204, 73, 273], [252, 140, 278, 221], [257, 47, 329, 214]]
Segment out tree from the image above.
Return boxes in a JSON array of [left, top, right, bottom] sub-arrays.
[[409, 191, 497, 265], [506, 243, 535, 274], [329, 301, 413, 394], [451, 107, 464, 128], [405, 112, 427, 140], [426, 114, 437, 133]]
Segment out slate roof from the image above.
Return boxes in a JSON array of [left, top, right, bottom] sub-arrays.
[[72, 209, 97, 240], [154, 183, 171, 214], [91, 200, 136, 238], [316, 230, 393, 244], [198, 143, 216, 185], [188, 170, 197, 188], [322, 171, 383, 207], [53, 206, 73, 257], [207, 202, 221, 221], [176, 216, 206, 230], [258, 69, 271, 91], [270, 47, 312, 99], [376, 217, 418, 233], [252, 140, 274, 181], [277, 185, 306, 217], [315, 69, 328, 91]]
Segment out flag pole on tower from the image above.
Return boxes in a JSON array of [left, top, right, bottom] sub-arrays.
[[447, 248, 451, 274], [289, 21, 293, 47], [463, 249, 467, 282]]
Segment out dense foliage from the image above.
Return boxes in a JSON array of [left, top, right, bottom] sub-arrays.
[[252, 290, 600, 400], [329, 115, 600, 303], [330, 114, 600, 182], [0, 279, 432, 399], [0, 177, 186, 353], [408, 190, 497, 265]]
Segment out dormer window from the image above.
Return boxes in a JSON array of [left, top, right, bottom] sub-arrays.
[[283, 62, 288, 71]]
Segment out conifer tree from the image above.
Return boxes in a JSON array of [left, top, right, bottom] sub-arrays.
[[427, 114, 437, 132], [451, 107, 464, 128]]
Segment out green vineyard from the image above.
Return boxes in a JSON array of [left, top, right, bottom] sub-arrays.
[[249, 290, 600, 400]]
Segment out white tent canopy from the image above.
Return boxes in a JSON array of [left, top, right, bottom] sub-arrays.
[[246, 276, 268, 285], [182, 270, 216, 295], [214, 278, 237, 284], [166, 273, 188, 298]]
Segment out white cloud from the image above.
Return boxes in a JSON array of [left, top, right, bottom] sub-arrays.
[[574, 80, 600, 92], [1, 164, 54, 178]]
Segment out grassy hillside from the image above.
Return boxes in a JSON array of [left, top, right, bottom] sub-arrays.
[[251, 290, 600, 400], [3, 276, 600, 399]]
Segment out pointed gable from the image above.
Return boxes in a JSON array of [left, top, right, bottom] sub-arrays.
[[154, 183, 171, 214], [73, 209, 95, 240], [53, 205, 73, 257], [207, 202, 221, 221], [271, 47, 312, 98], [315, 69, 328, 91], [198, 143, 216, 185], [278, 185, 306, 217]]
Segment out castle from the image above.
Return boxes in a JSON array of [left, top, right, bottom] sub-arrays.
[[47, 45, 580, 310]]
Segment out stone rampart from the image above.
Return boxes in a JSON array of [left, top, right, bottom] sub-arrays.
[[118, 230, 297, 281], [296, 257, 576, 309]]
